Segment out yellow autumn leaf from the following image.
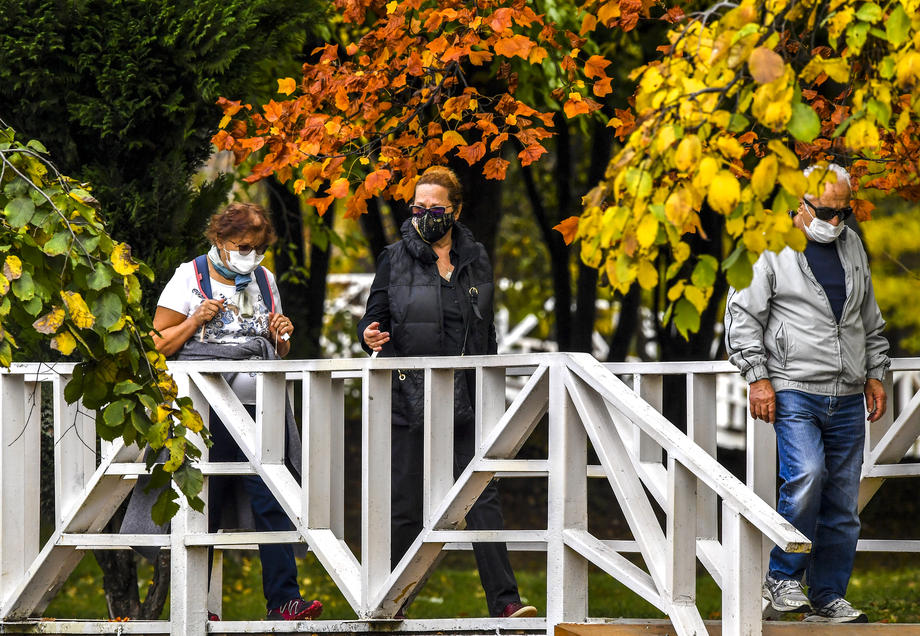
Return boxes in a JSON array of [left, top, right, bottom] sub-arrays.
[[845, 118, 880, 152], [693, 156, 719, 189], [51, 332, 77, 355], [164, 436, 186, 472], [33, 307, 66, 335], [0, 273, 9, 296], [800, 57, 849, 84], [656, 126, 677, 154], [61, 291, 95, 329], [683, 285, 708, 313], [895, 51, 920, 88], [665, 188, 693, 226], [179, 405, 204, 433], [277, 77, 297, 95], [707, 170, 741, 214], [778, 168, 808, 198], [716, 136, 745, 160], [673, 241, 691, 264], [637, 259, 659, 290], [636, 214, 659, 249], [386, 0, 398, 13], [111, 242, 139, 276], [748, 47, 785, 84], [751, 154, 779, 200], [3, 255, 22, 281], [674, 136, 702, 172], [667, 280, 686, 302]]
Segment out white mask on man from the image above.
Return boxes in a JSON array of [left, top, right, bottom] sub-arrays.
[[803, 207, 845, 243]]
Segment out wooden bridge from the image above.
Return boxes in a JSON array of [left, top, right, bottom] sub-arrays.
[[0, 354, 918, 635]]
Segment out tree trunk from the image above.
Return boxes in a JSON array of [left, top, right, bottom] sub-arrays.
[[303, 208, 335, 358], [360, 196, 389, 260]]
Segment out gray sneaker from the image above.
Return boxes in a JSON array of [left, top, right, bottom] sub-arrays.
[[803, 598, 868, 623], [763, 574, 811, 614]]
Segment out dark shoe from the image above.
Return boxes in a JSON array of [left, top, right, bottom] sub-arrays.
[[267, 598, 323, 620], [500, 602, 537, 618], [803, 598, 868, 623], [208, 612, 220, 621]]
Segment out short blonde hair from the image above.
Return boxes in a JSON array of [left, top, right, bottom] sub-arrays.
[[415, 166, 463, 210]]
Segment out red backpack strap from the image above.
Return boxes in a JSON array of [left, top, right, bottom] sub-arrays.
[[193, 255, 212, 299]]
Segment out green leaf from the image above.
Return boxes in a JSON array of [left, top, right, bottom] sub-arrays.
[[22, 296, 43, 316], [104, 329, 131, 353], [772, 188, 800, 215], [855, 2, 882, 22], [174, 462, 205, 501], [92, 290, 123, 330], [151, 488, 180, 526], [95, 410, 122, 440], [103, 399, 131, 429], [43, 230, 72, 256], [846, 22, 870, 55], [64, 367, 85, 404], [130, 408, 151, 435], [26, 139, 47, 153], [787, 103, 821, 142], [148, 419, 169, 449], [0, 341, 10, 368], [691, 255, 719, 288], [867, 99, 892, 129], [886, 5, 910, 46], [114, 379, 143, 395], [4, 197, 35, 228], [728, 113, 750, 133], [87, 265, 114, 291], [725, 251, 754, 289], [673, 298, 700, 338], [12, 270, 35, 300]]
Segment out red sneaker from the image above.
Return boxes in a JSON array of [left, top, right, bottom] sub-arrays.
[[500, 602, 537, 618], [208, 612, 220, 621], [267, 598, 323, 620]]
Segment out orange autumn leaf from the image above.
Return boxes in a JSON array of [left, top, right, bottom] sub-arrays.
[[493, 35, 535, 59], [851, 198, 875, 221], [593, 77, 613, 97], [307, 195, 335, 216], [563, 97, 591, 118], [456, 141, 487, 165], [597, 1, 621, 24], [554, 216, 580, 245], [469, 49, 494, 66], [329, 178, 350, 198], [584, 55, 612, 80], [364, 169, 392, 195], [518, 143, 548, 166], [216, 97, 243, 117], [483, 157, 510, 180], [437, 130, 467, 156], [263, 100, 283, 123], [490, 7, 514, 32], [580, 12, 598, 35]]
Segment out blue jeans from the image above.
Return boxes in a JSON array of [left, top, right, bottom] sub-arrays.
[[769, 390, 865, 606]]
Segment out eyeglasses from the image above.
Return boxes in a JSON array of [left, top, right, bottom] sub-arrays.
[[803, 198, 852, 222], [226, 239, 268, 255], [409, 204, 452, 217]]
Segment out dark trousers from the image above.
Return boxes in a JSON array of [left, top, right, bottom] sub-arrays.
[[391, 423, 521, 616], [208, 407, 300, 609]]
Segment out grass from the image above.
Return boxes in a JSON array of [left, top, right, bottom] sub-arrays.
[[43, 551, 920, 623]]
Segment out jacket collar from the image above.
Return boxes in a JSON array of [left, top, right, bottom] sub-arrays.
[[399, 218, 478, 266]]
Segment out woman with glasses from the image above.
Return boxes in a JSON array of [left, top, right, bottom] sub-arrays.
[[358, 166, 537, 620], [126, 202, 322, 622]]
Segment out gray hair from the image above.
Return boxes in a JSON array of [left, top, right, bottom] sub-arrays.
[[803, 163, 851, 198]]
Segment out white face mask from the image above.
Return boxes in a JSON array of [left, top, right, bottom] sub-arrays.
[[223, 247, 264, 274], [803, 207, 845, 243]]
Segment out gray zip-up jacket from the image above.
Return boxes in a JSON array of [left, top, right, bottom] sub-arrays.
[[725, 227, 889, 396]]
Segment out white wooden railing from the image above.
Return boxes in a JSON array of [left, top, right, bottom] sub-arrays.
[[0, 355, 918, 635]]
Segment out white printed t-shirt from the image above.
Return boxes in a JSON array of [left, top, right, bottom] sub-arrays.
[[157, 260, 283, 403]]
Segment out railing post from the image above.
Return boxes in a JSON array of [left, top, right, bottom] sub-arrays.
[[256, 371, 286, 464], [424, 368, 454, 525], [331, 377, 346, 539], [0, 374, 40, 605], [476, 366, 506, 446], [722, 502, 762, 636], [666, 457, 696, 606], [634, 373, 663, 464], [361, 367, 391, 613], [687, 374, 718, 540], [304, 371, 333, 529], [53, 374, 95, 527], [546, 363, 588, 631], [747, 410, 776, 572]]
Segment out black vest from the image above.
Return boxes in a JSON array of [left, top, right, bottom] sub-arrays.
[[386, 219, 495, 429]]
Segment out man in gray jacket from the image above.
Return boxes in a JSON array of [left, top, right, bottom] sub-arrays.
[[725, 163, 889, 624]]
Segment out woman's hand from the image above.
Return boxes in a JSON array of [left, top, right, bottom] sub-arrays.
[[363, 321, 390, 352], [191, 298, 226, 327], [268, 312, 293, 357]]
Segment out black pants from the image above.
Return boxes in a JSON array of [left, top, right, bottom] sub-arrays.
[[390, 423, 521, 616], [208, 407, 300, 609]]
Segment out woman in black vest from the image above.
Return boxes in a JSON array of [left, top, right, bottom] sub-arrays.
[[358, 166, 536, 619]]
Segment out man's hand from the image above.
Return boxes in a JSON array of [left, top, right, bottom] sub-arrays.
[[749, 378, 776, 423], [865, 378, 887, 423]]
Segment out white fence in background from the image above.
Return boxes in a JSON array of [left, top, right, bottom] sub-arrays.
[[0, 355, 919, 635]]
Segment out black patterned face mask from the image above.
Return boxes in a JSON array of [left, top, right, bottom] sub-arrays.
[[414, 210, 454, 243]]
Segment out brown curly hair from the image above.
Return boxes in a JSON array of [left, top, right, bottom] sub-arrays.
[[415, 166, 463, 211], [204, 202, 276, 248]]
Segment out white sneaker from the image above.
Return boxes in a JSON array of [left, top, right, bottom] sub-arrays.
[[763, 574, 811, 614], [803, 597, 868, 623]]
